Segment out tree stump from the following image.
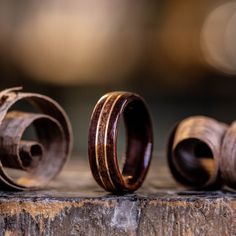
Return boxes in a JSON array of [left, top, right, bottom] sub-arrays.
[[0, 157, 235, 236]]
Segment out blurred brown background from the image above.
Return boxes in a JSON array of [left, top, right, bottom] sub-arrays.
[[1, 0, 236, 156]]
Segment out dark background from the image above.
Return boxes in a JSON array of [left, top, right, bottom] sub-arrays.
[[1, 0, 236, 156]]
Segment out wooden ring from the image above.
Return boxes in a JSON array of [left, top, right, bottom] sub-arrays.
[[167, 116, 228, 189], [220, 122, 236, 189], [88, 91, 153, 193]]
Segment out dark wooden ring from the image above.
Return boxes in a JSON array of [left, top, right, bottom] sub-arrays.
[[220, 122, 236, 189], [88, 91, 153, 193], [167, 116, 228, 189], [0, 87, 72, 190]]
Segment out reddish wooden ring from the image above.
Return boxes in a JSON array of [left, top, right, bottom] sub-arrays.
[[88, 91, 153, 193]]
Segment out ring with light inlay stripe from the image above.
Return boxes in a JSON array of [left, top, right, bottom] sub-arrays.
[[88, 91, 153, 193]]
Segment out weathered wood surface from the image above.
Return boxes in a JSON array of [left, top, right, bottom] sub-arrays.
[[0, 156, 236, 236]]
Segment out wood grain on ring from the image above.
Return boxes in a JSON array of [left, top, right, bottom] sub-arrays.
[[88, 91, 153, 193]]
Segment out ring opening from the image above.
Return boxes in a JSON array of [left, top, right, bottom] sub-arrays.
[[17, 117, 65, 187], [3, 117, 65, 188], [20, 143, 43, 168], [121, 99, 152, 186], [2, 121, 42, 181], [117, 116, 126, 174], [30, 144, 43, 157], [173, 138, 215, 186]]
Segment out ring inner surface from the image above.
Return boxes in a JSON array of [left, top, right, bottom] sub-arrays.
[[173, 138, 215, 186], [9, 118, 65, 188], [121, 99, 152, 186]]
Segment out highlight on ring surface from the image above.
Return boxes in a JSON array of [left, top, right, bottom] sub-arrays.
[[88, 91, 153, 193]]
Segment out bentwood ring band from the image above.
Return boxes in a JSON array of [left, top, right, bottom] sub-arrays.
[[88, 91, 153, 193], [0, 87, 72, 190], [167, 116, 228, 189]]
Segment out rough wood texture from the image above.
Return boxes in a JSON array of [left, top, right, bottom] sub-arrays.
[[0, 157, 236, 236], [0, 87, 72, 190]]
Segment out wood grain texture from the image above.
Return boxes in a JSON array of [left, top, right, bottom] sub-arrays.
[[0, 87, 72, 190], [88, 92, 153, 193], [0, 158, 236, 236], [167, 116, 228, 189]]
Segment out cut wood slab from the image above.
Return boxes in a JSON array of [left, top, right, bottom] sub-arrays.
[[0, 157, 235, 236]]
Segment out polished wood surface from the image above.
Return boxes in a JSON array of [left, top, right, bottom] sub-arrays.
[[88, 92, 153, 193]]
